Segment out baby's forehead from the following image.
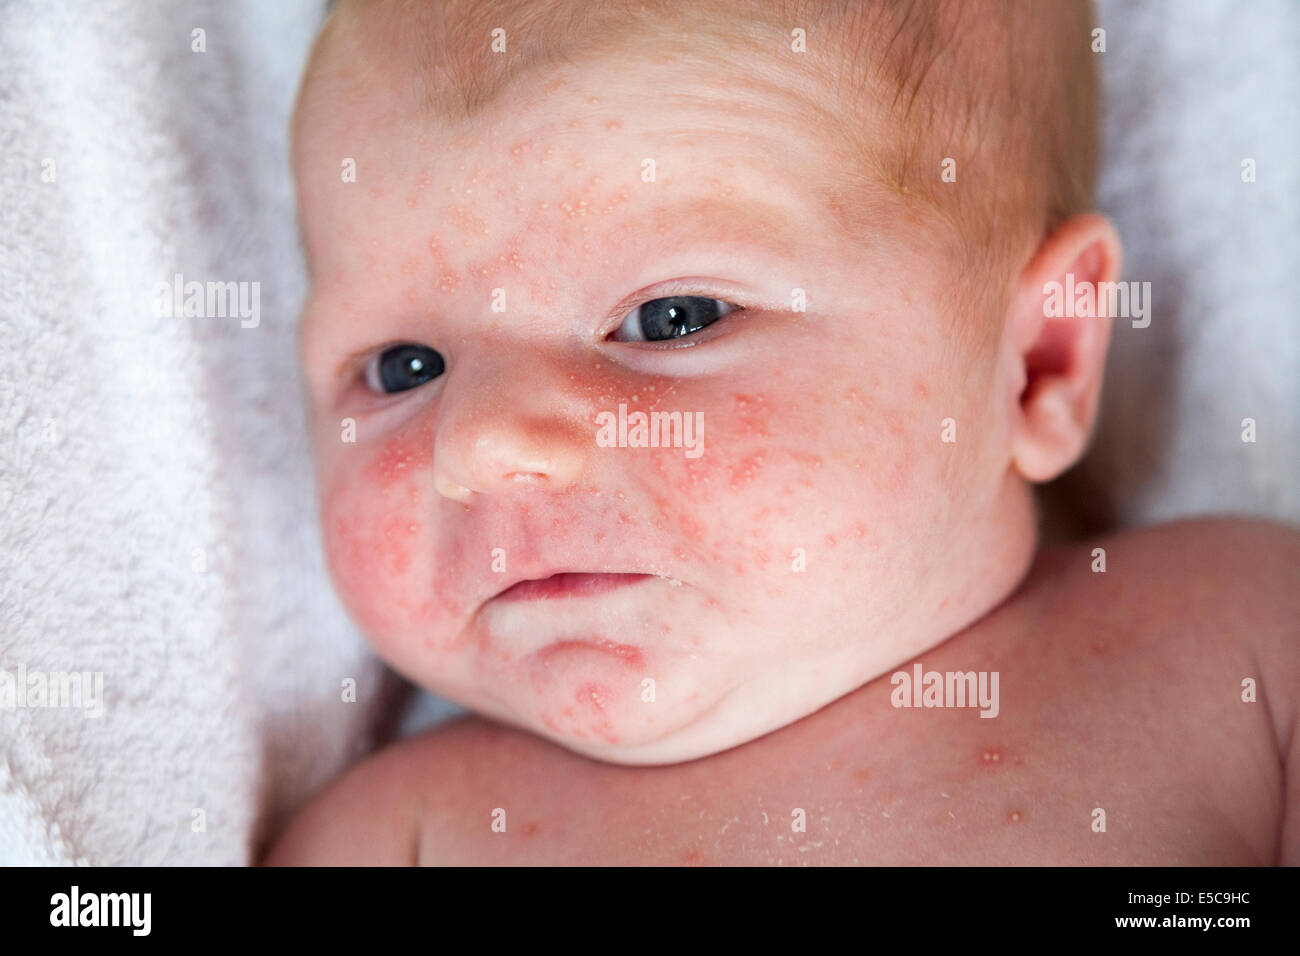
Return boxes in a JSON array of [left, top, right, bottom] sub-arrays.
[[298, 0, 1095, 283], [309, 0, 850, 129], [295, 2, 887, 204]]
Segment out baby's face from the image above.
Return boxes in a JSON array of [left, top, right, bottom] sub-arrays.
[[295, 20, 1034, 763]]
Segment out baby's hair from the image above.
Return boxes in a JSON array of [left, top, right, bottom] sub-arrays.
[[302, 0, 1099, 346]]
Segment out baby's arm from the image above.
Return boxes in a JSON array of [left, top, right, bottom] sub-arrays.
[[1269, 563, 1300, 865], [261, 739, 419, 866], [1283, 715, 1300, 864], [1228, 520, 1300, 864]]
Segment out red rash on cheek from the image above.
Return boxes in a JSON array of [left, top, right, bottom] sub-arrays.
[[731, 393, 770, 438], [320, 421, 469, 651], [379, 515, 418, 576], [322, 478, 408, 638], [638, 389, 846, 575], [367, 424, 435, 493]]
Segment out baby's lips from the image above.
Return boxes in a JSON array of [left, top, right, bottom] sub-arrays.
[[492, 571, 657, 603], [464, 540, 686, 611]]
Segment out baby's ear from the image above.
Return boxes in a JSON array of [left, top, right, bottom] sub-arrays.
[[1003, 212, 1122, 483]]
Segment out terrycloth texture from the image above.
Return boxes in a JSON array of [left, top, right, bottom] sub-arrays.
[[0, 0, 400, 866], [0, 0, 1296, 866]]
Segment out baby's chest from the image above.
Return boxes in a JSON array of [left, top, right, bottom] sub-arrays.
[[613, 743, 1247, 865], [417, 712, 1261, 866]]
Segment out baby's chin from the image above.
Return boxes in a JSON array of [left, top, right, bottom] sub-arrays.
[[506, 648, 722, 762], [401, 636, 742, 764]]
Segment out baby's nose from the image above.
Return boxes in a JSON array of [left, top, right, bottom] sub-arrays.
[[431, 358, 590, 502]]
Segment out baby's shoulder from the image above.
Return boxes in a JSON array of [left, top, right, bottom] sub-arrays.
[[1100, 514, 1299, 580], [1058, 516, 1298, 636], [1033, 516, 1299, 736], [1037, 516, 1295, 619], [261, 715, 507, 866]]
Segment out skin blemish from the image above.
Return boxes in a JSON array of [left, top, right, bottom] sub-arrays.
[[425, 234, 462, 292], [980, 748, 1004, 766], [564, 682, 618, 743], [368, 431, 434, 492], [523, 822, 540, 838], [499, 245, 524, 270], [732, 393, 770, 437], [788, 450, 823, 471], [580, 683, 611, 709], [1006, 810, 1023, 824], [449, 204, 488, 236], [728, 453, 765, 492], [604, 120, 623, 132]]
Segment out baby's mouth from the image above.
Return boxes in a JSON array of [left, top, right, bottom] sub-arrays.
[[494, 572, 655, 603]]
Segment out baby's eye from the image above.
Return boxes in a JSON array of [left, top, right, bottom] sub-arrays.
[[611, 296, 737, 342], [364, 344, 446, 394]]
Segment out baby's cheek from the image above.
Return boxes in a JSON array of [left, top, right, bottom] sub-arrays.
[[635, 390, 877, 579], [320, 462, 462, 662], [639, 382, 948, 636]]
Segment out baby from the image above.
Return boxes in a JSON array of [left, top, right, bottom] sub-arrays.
[[266, 0, 1299, 864]]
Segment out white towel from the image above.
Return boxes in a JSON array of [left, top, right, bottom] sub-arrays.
[[1, 0, 1295, 866], [0, 0, 398, 866]]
